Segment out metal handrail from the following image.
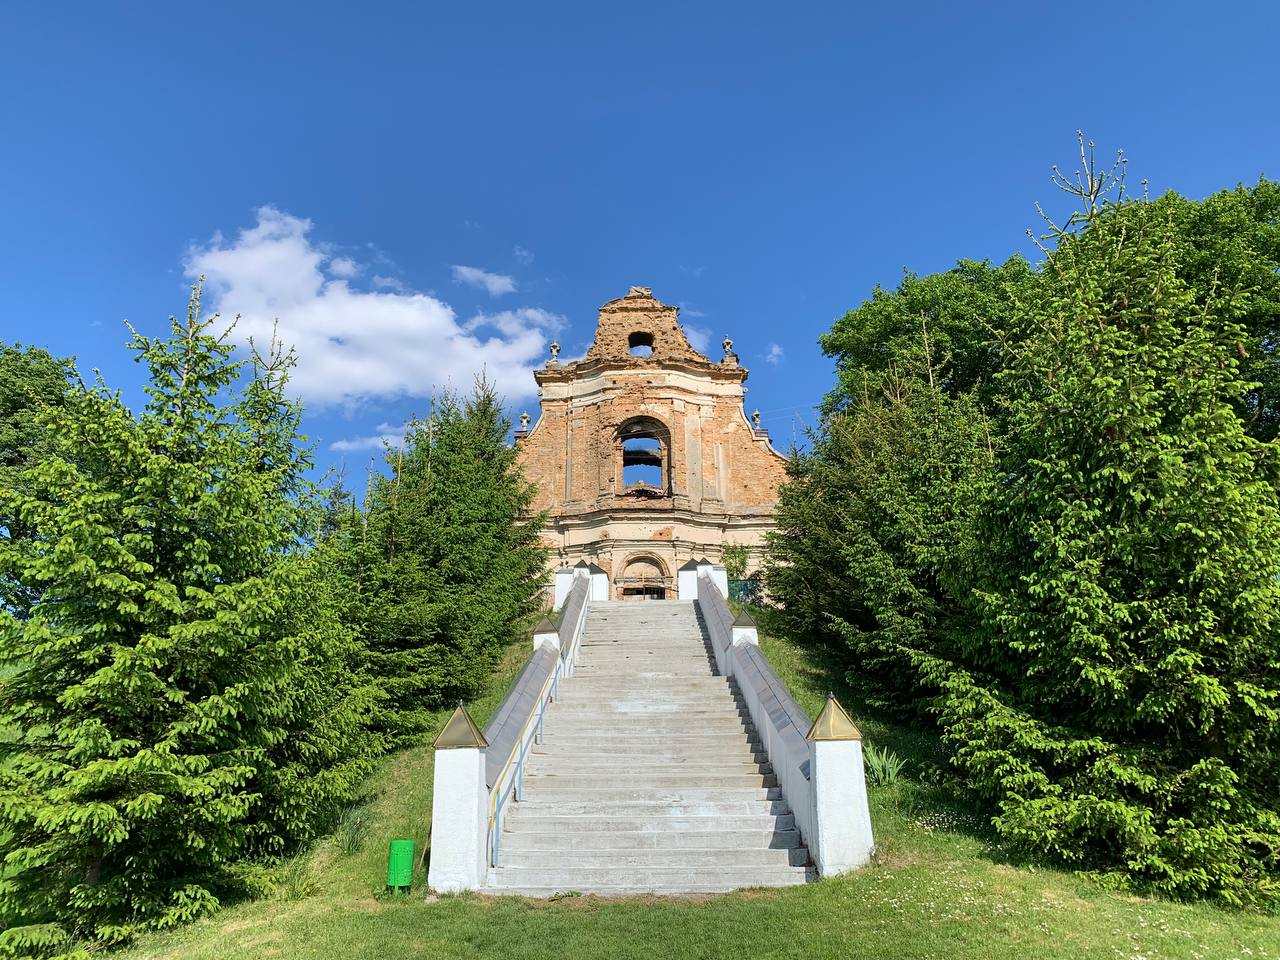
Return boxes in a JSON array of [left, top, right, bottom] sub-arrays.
[[484, 579, 590, 867]]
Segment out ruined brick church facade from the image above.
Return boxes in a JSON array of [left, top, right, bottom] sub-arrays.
[[515, 286, 788, 600]]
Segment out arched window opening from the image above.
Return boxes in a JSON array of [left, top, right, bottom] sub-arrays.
[[628, 331, 654, 357], [618, 417, 669, 494]]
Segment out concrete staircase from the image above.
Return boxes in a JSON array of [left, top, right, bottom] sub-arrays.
[[486, 600, 812, 895]]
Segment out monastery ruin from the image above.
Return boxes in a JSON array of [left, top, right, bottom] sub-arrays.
[[515, 286, 788, 600]]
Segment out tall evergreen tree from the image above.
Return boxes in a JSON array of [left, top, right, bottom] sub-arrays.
[[1123, 180, 1280, 440], [769, 140, 1280, 904], [944, 185, 1280, 904], [358, 377, 546, 745], [0, 288, 370, 952], [768, 339, 992, 717], [0, 343, 72, 619]]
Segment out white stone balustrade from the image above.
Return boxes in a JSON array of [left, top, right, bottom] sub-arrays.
[[428, 572, 591, 892], [695, 572, 875, 874]]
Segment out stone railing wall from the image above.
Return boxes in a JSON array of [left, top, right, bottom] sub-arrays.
[[427, 571, 591, 891], [696, 569, 874, 875]]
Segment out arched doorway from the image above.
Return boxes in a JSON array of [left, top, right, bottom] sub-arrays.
[[617, 554, 669, 600]]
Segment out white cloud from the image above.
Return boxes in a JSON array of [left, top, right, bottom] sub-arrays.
[[679, 265, 707, 278], [764, 343, 785, 365], [513, 245, 534, 265], [328, 256, 360, 279], [371, 274, 404, 291], [467, 307, 567, 338], [329, 422, 407, 452], [451, 264, 517, 297], [683, 324, 713, 354], [186, 206, 556, 409]]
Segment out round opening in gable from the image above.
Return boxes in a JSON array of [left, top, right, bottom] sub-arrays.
[[628, 332, 654, 357]]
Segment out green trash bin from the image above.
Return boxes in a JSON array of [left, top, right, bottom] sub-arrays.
[[387, 838, 415, 891]]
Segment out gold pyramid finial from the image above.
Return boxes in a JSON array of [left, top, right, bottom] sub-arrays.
[[433, 702, 488, 750], [805, 693, 862, 742]]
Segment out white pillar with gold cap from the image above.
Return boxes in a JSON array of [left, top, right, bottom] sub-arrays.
[[427, 703, 490, 892], [806, 693, 875, 874]]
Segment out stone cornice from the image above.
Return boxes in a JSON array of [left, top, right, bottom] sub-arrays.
[[535, 355, 747, 387]]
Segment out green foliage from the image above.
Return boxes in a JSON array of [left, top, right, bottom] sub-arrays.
[[1140, 180, 1280, 440], [820, 257, 1035, 411], [720, 543, 749, 581], [352, 376, 547, 745], [767, 345, 991, 718], [0, 343, 72, 619], [115, 631, 1280, 960], [771, 147, 1280, 905], [273, 857, 315, 903], [862, 744, 905, 787], [333, 805, 371, 856], [951, 197, 1280, 905], [0, 289, 374, 948]]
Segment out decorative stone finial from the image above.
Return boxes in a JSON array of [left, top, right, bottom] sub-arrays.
[[721, 335, 739, 367], [751, 409, 761, 429], [519, 411, 531, 431], [548, 341, 561, 364], [627, 286, 652, 298]]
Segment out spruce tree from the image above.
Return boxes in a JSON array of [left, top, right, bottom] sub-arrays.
[[0, 343, 72, 619], [359, 376, 546, 745], [231, 337, 377, 855], [767, 341, 992, 717], [948, 173, 1280, 903], [0, 288, 370, 950]]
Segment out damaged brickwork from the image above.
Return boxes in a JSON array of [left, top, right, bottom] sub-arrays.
[[515, 286, 788, 600]]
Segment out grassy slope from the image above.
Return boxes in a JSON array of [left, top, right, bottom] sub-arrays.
[[122, 622, 1280, 960]]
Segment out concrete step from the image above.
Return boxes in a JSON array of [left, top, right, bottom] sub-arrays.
[[541, 737, 760, 751], [507, 798, 791, 816], [524, 753, 766, 767], [487, 865, 813, 892], [551, 698, 744, 709], [529, 757, 770, 771], [498, 829, 805, 851], [546, 723, 751, 737], [550, 701, 742, 711], [578, 642, 707, 648], [548, 714, 749, 726], [560, 686, 729, 694], [497, 847, 810, 868], [522, 772, 779, 790], [571, 664, 712, 671], [483, 883, 800, 896], [526, 756, 773, 774], [575, 648, 708, 653], [555, 686, 730, 697], [549, 707, 750, 720], [577, 654, 709, 659], [570, 670, 718, 679], [501, 812, 797, 832], [520, 786, 783, 804]]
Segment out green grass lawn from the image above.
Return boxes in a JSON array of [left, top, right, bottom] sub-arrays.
[[120, 616, 1280, 960]]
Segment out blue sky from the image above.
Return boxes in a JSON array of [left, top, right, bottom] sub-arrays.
[[2, 2, 1276, 484]]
